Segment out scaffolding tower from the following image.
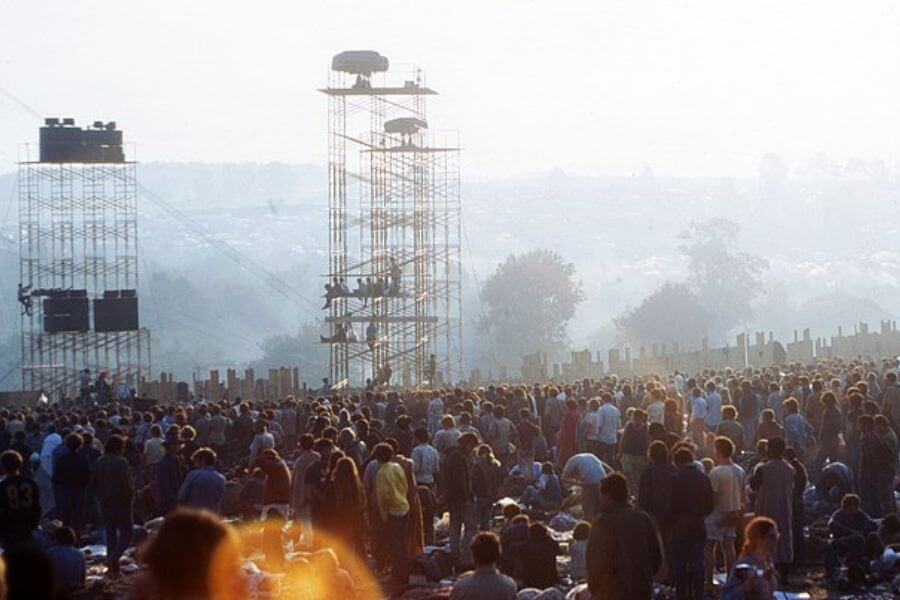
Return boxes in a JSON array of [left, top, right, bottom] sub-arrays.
[[18, 120, 150, 397], [321, 52, 462, 388]]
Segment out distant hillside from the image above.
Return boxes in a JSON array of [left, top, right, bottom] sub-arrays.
[[1, 159, 899, 386]]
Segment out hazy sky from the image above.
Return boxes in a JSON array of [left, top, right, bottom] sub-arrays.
[[2, 1, 900, 178]]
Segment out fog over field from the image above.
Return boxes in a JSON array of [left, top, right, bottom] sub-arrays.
[[2, 1, 900, 388], [1, 158, 897, 386]]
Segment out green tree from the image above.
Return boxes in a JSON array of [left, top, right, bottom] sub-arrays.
[[477, 249, 583, 370], [615, 283, 710, 348], [678, 218, 768, 342], [254, 322, 328, 384]]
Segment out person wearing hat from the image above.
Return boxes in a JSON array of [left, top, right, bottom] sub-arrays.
[[156, 429, 183, 516]]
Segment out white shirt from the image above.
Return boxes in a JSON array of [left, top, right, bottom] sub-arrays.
[[709, 463, 747, 513], [597, 403, 621, 445]]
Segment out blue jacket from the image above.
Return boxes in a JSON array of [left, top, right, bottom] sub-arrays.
[[47, 545, 86, 591], [178, 466, 226, 513], [828, 507, 877, 538]]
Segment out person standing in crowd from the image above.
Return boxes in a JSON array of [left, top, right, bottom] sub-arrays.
[[156, 429, 183, 516], [542, 387, 566, 446], [739, 381, 760, 450], [248, 420, 275, 465], [92, 435, 134, 576], [472, 444, 504, 530], [750, 437, 795, 583], [814, 392, 843, 475], [208, 404, 228, 460], [434, 415, 462, 459], [556, 398, 581, 468], [705, 437, 747, 593], [0, 450, 41, 549], [873, 415, 898, 515], [668, 446, 714, 600], [587, 473, 663, 599], [487, 406, 514, 468], [596, 394, 621, 467], [881, 371, 900, 427], [783, 399, 814, 462], [374, 443, 410, 585], [445, 432, 479, 568], [704, 381, 723, 433], [255, 448, 292, 571], [279, 399, 299, 450], [515, 409, 540, 485], [327, 456, 367, 561], [619, 408, 649, 495], [427, 393, 445, 436], [450, 532, 517, 600], [806, 380, 824, 435], [143, 424, 165, 481], [411, 427, 440, 488], [689, 387, 708, 445], [857, 415, 893, 517], [638, 440, 676, 569], [291, 434, 321, 546], [754, 409, 783, 445], [717, 406, 745, 452], [52, 433, 91, 538], [179, 447, 226, 513]]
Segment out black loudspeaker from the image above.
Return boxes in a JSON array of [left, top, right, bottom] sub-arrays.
[[93, 296, 139, 332], [43, 296, 90, 333]]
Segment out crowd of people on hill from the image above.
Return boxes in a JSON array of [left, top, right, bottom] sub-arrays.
[[0, 355, 898, 599]]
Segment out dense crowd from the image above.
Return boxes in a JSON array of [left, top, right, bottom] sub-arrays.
[[0, 356, 899, 599]]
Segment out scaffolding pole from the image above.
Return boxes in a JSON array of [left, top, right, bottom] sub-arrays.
[[321, 60, 462, 387], [18, 151, 151, 398]]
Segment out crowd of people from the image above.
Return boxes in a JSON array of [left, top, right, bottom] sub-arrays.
[[0, 355, 898, 599]]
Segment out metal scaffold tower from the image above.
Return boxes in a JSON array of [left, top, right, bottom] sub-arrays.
[[18, 119, 150, 397], [321, 51, 462, 388]]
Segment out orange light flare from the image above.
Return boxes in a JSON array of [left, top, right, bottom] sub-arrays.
[[206, 516, 383, 600]]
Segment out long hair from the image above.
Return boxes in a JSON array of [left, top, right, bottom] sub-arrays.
[[331, 456, 366, 509], [741, 516, 777, 556]]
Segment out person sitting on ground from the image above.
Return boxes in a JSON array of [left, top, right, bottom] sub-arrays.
[[520, 521, 560, 589], [449, 531, 516, 600], [47, 525, 86, 592], [825, 493, 878, 580], [498, 510, 530, 580], [722, 517, 779, 600], [520, 461, 563, 512], [570, 520, 591, 582]]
